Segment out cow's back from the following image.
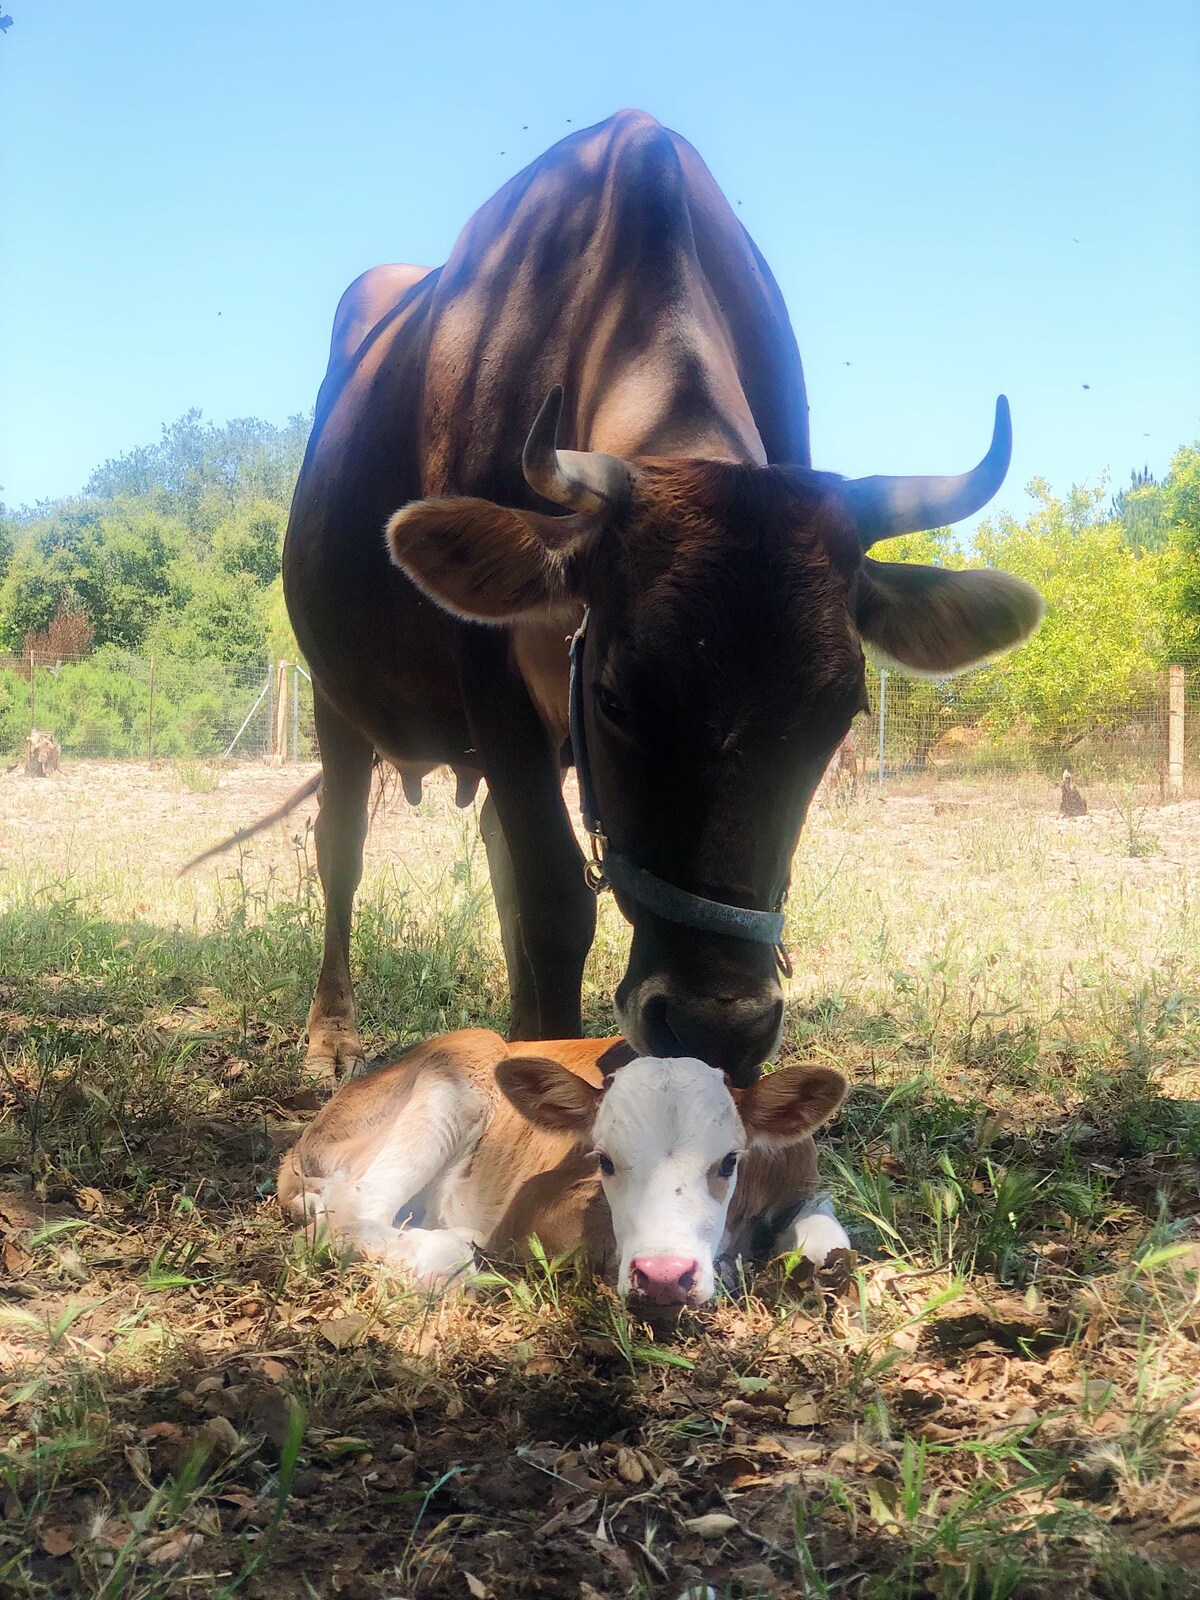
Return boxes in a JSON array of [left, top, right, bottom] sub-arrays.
[[422, 109, 809, 499]]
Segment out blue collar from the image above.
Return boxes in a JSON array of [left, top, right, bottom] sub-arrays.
[[568, 612, 789, 954]]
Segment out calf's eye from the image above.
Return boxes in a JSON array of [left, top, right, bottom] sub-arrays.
[[717, 1152, 738, 1180], [597, 1152, 615, 1177]]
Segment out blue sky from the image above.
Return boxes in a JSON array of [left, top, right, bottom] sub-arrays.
[[2, 0, 1197, 527]]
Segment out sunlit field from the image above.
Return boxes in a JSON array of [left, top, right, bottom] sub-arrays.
[[2, 761, 1199, 1599]]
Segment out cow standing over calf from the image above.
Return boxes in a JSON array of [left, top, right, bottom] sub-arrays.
[[280, 108, 1043, 1087]]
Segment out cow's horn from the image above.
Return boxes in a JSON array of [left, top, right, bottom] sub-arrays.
[[842, 397, 1012, 547], [522, 386, 636, 516]]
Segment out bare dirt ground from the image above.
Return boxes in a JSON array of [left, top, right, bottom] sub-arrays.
[[4, 759, 1200, 891]]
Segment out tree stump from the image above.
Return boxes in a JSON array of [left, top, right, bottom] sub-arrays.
[[25, 730, 61, 777]]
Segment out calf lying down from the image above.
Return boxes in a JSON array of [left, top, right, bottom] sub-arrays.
[[278, 1030, 849, 1309]]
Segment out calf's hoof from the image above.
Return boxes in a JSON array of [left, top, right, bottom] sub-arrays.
[[384, 1228, 479, 1294], [303, 1018, 366, 1084], [791, 1212, 852, 1267]]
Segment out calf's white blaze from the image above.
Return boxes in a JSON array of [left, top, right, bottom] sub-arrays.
[[591, 1057, 746, 1304]]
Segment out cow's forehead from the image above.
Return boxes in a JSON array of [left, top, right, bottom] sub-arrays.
[[601, 470, 864, 686], [595, 1057, 742, 1154]]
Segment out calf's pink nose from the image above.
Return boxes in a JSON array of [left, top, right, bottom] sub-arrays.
[[631, 1256, 697, 1305]]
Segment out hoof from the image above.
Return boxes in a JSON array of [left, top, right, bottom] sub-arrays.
[[304, 1018, 366, 1084]]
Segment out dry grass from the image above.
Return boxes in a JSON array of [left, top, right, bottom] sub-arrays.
[[1, 761, 1199, 1599]]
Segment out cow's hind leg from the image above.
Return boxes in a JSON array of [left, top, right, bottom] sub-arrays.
[[307, 688, 374, 1082]]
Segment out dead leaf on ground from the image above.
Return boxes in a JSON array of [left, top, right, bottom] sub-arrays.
[[39, 1524, 80, 1557], [3, 1240, 31, 1275], [143, 1529, 204, 1568], [319, 1314, 367, 1350], [1169, 1494, 1200, 1528], [682, 1512, 739, 1539], [785, 1390, 820, 1427]]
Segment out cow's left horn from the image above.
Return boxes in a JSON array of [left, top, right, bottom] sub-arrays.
[[842, 397, 1012, 548], [523, 386, 636, 516]]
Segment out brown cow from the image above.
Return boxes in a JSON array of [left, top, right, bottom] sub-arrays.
[[278, 1031, 849, 1309], [282, 110, 1042, 1087]]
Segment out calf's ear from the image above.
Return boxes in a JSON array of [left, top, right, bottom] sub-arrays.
[[738, 1064, 847, 1148], [496, 1056, 603, 1133], [854, 558, 1044, 676], [386, 498, 592, 623]]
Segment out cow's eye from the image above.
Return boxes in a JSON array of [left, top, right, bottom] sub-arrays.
[[597, 1152, 615, 1177], [717, 1152, 738, 1180], [594, 683, 626, 724]]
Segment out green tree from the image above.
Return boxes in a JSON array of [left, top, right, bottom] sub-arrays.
[[969, 479, 1167, 749], [0, 410, 309, 668], [1112, 466, 1169, 552], [0, 506, 13, 588], [1157, 442, 1200, 656], [0, 502, 184, 652], [85, 410, 309, 537], [213, 498, 286, 586], [147, 558, 269, 671]]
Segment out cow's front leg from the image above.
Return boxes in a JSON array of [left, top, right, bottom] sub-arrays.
[[480, 793, 540, 1040], [306, 687, 374, 1081], [463, 635, 595, 1039]]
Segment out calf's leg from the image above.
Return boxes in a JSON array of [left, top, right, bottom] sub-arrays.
[[304, 1070, 490, 1291], [776, 1198, 851, 1265], [306, 688, 374, 1081]]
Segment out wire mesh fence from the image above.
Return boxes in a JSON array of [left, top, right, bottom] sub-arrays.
[[850, 658, 1200, 796], [0, 649, 318, 763], [3, 647, 1199, 798]]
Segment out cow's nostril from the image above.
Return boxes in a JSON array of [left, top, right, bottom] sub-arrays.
[[641, 993, 683, 1057]]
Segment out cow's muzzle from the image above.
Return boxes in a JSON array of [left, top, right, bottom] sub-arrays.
[[620, 980, 784, 1088]]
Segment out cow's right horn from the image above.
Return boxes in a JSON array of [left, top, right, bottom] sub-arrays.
[[523, 386, 636, 516]]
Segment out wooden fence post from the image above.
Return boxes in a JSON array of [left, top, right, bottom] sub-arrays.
[[271, 660, 288, 764], [1168, 663, 1185, 798], [28, 645, 35, 736], [147, 655, 156, 760]]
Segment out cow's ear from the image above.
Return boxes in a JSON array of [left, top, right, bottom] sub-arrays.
[[386, 498, 592, 623], [854, 557, 1044, 676], [496, 1056, 603, 1133], [738, 1064, 847, 1149]]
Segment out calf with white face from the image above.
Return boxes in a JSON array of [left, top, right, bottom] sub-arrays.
[[499, 1054, 849, 1309], [278, 1029, 849, 1310]]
